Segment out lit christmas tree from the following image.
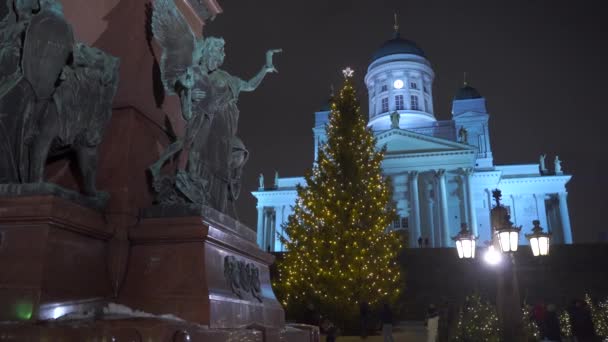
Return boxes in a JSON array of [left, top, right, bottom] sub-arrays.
[[559, 309, 572, 338], [275, 67, 402, 326], [585, 293, 608, 338], [454, 294, 501, 342], [522, 304, 540, 340]]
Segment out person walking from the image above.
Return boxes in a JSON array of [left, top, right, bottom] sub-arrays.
[[324, 319, 338, 342], [543, 304, 561, 342], [359, 301, 369, 339], [380, 303, 395, 342], [571, 299, 596, 342], [426, 304, 439, 342]]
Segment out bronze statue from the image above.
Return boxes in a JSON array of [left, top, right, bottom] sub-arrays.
[[150, 0, 281, 216], [458, 126, 468, 144], [0, 0, 120, 205]]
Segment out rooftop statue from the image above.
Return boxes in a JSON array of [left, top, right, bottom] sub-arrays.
[[0, 0, 120, 207], [149, 0, 280, 216], [554, 155, 563, 175]]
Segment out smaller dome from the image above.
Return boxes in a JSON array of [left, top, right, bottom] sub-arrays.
[[371, 33, 426, 61], [454, 84, 482, 100]]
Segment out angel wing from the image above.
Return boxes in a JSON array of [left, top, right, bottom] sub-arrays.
[[152, 0, 197, 95]]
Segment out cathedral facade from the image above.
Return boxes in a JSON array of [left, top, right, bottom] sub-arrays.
[[252, 31, 573, 251]]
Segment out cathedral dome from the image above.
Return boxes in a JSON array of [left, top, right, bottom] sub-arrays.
[[454, 84, 482, 100], [371, 33, 426, 61]]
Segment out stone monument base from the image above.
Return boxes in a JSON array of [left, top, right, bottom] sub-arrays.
[[0, 198, 317, 341], [0, 195, 113, 322], [0, 316, 318, 342], [119, 205, 284, 329]]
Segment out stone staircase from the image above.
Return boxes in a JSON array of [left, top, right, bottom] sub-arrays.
[[320, 321, 428, 341]]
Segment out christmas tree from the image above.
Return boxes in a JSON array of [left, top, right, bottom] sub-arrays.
[[521, 303, 540, 341], [585, 293, 608, 337], [454, 294, 501, 342], [275, 68, 402, 327]]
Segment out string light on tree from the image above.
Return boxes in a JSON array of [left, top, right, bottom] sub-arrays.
[[275, 68, 402, 329], [454, 294, 501, 341]]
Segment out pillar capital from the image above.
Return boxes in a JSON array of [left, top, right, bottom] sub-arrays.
[[408, 170, 420, 180], [460, 167, 474, 176], [433, 168, 447, 179]]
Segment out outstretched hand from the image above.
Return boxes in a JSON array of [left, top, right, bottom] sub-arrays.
[[265, 48, 283, 73]]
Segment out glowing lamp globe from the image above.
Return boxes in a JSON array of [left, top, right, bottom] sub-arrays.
[[525, 220, 551, 257], [484, 245, 502, 266], [495, 225, 521, 253], [452, 223, 477, 259]]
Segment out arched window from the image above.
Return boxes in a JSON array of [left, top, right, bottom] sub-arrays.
[[395, 95, 404, 110], [411, 95, 419, 110], [381, 97, 389, 112]]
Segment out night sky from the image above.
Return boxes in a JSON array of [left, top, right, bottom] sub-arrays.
[[205, 0, 608, 243]]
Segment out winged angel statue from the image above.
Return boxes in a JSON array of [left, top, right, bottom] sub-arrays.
[[150, 0, 281, 216]]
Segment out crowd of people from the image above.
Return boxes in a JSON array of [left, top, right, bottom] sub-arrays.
[[527, 299, 597, 342]]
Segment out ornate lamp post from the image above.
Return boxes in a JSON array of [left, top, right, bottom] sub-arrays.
[[452, 223, 477, 259], [453, 189, 552, 340], [490, 189, 525, 341], [491, 189, 522, 254], [526, 220, 551, 257]]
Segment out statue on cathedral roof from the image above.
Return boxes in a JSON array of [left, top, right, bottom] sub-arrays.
[[554, 155, 563, 175], [390, 111, 400, 129], [149, 0, 281, 216], [458, 126, 468, 144], [539, 154, 548, 174]]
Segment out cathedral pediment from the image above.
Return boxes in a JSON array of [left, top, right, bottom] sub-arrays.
[[377, 128, 476, 155]]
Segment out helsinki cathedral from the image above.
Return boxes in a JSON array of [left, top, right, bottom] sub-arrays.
[[252, 27, 574, 251]]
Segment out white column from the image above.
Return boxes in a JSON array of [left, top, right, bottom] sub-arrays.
[[270, 210, 277, 251], [427, 194, 435, 247], [409, 171, 421, 248], [277, 205, 285, 251], [435, 169, 450, 247], [264, 209, 271, 251], [533, 193, 548, 229], [462, 168, 478, 236], [256, 206, 264, 248], [558, 192, 573, 244]]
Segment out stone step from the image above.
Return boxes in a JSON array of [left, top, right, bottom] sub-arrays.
[[321, 321, 429, 342]]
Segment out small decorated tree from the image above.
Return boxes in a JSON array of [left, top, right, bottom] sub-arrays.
[[586, 293, 608, 338], [522, 303, 540, 341], [275, 68, 402, 329], [559, 309, 572, 338], [454, 294, 501, 342]]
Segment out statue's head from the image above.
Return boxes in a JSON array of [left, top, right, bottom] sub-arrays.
[[72, 43, 120, 85], [39, 0, 64, 15], [200, 37, 225, 72]]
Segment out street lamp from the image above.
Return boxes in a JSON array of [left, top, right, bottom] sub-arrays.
[[490, 189, 522, 253], [495, 225, 521, 253], [453, 189, 551, 341], [525, 220, 551, 257], [453, 223, 477, 259]]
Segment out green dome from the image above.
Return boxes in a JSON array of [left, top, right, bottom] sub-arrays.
[[454, 84, 482, 100], [371, 33, 426, 61]]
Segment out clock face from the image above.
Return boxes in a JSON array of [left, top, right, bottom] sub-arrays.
[[393, 79, 404, 89]]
